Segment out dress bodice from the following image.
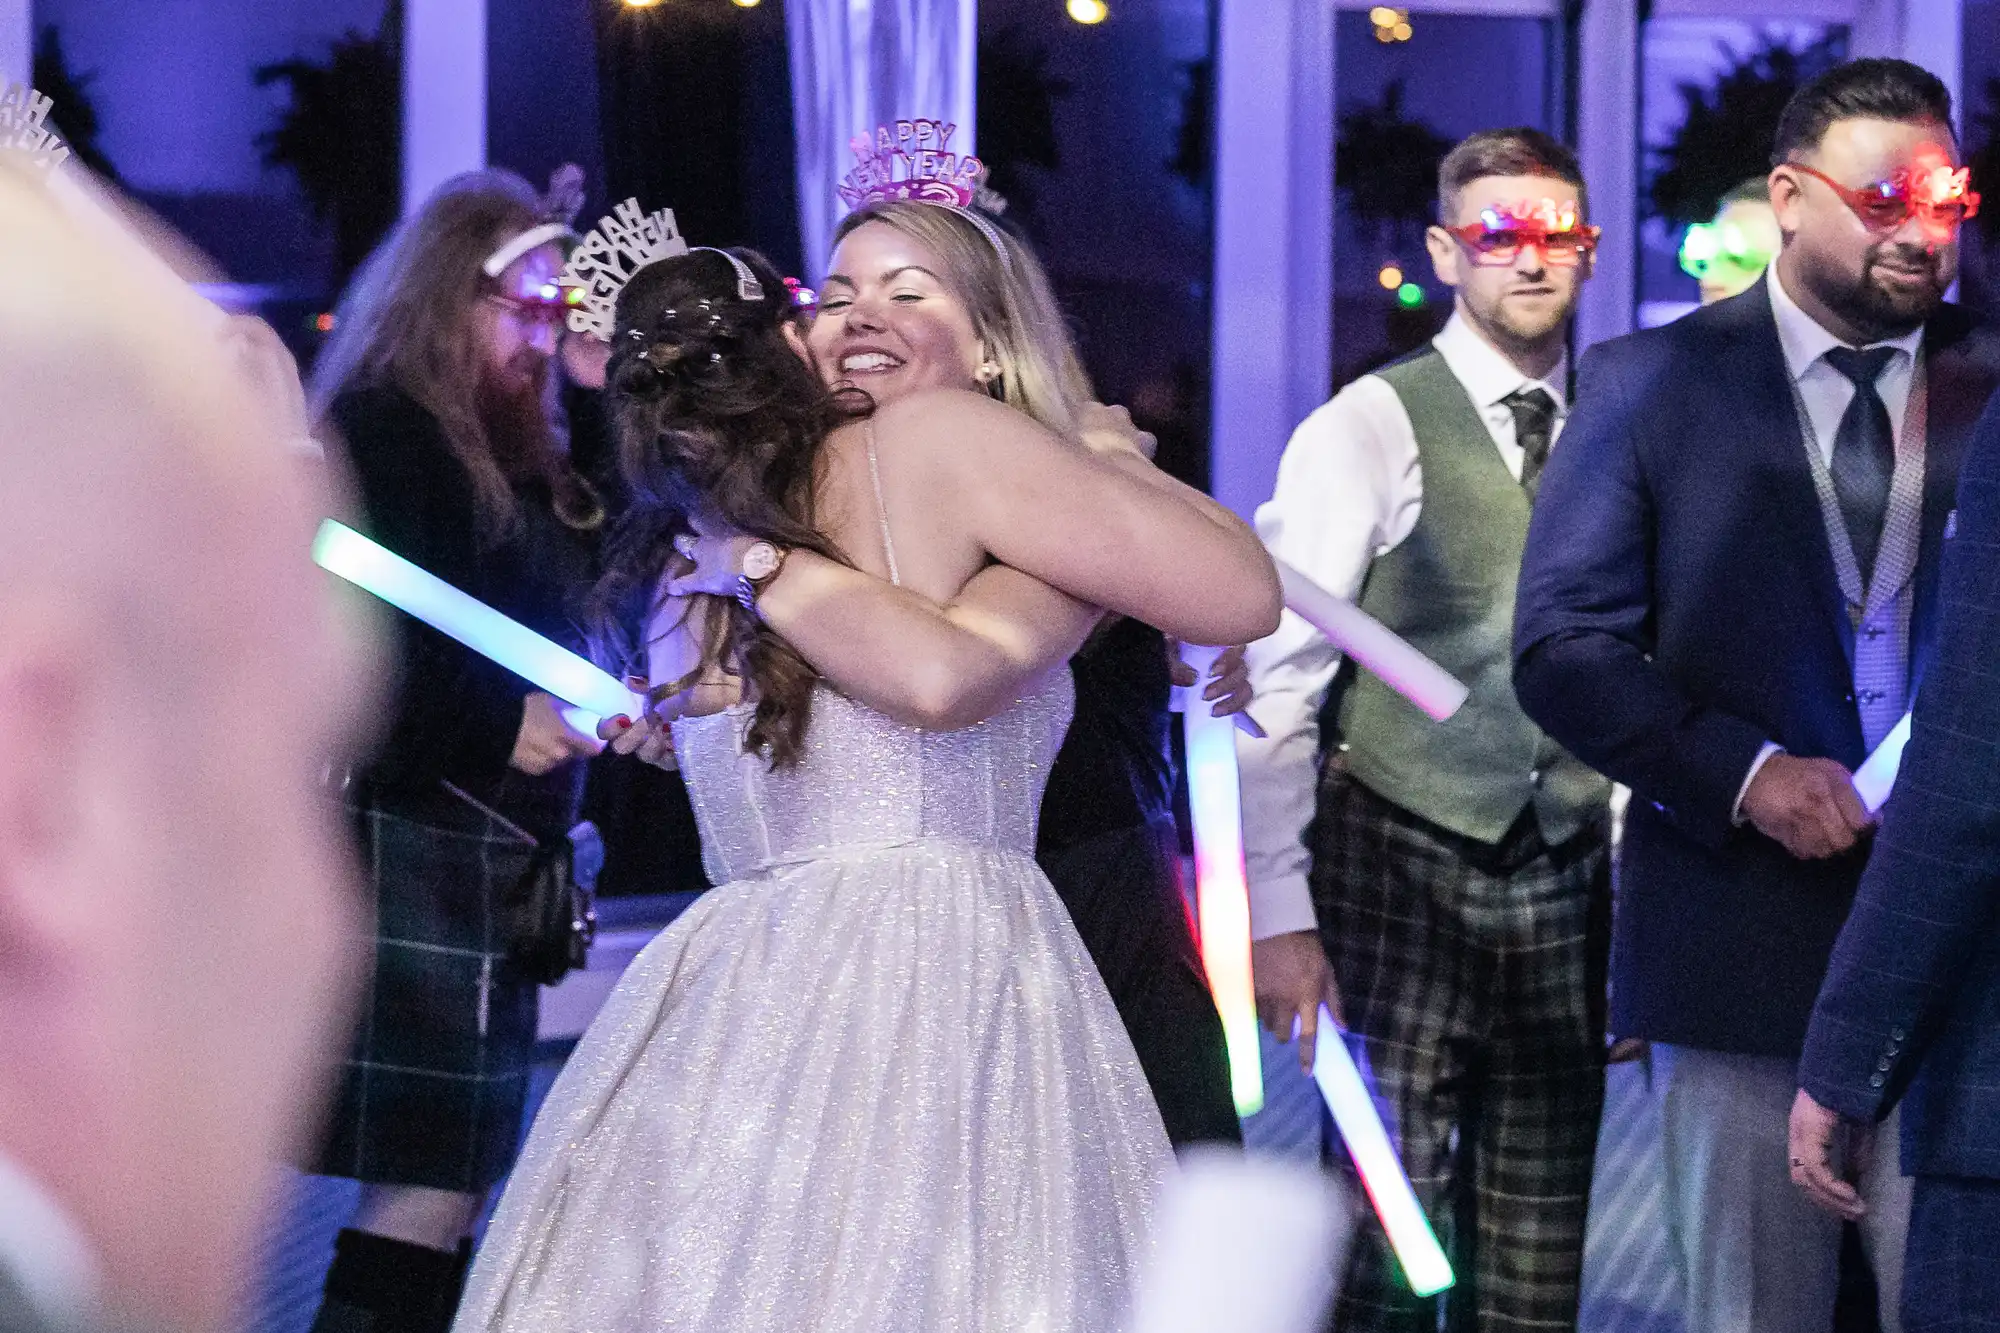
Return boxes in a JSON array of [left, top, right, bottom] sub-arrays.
[[670, 672, 1074, 884]]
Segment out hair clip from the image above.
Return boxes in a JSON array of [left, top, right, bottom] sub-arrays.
[[690, 247, 764, 303]]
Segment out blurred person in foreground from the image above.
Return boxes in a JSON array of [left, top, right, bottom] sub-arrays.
[[0, 160, 375, 1333]]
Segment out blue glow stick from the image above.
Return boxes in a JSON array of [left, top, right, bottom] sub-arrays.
[[312, 519, 643, 728], [1312, 1005, 1455, 1297]]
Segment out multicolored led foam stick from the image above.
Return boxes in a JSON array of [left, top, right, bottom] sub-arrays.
[[1177, 643, 1266, 1117], [312, 520, 644, 731], [1852, 712, 1913, 813], [1312, 1006, 1455, 1297], [1277, 562, 1470, 722]]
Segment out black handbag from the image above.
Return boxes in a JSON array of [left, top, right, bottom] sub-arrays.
[[441, 781, 599, 986]]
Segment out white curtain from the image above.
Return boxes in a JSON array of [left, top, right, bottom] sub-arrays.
[[786, 0, 976, 281]]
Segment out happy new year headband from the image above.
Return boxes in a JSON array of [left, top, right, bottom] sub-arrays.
[[839, 118, 1012, 271], [0, 83, 71, 177], [481, 164, 588, 278], [558, 197, 776, 342]]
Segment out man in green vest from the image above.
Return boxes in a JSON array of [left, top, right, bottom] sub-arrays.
[[1239, 127, 1612, 1331]]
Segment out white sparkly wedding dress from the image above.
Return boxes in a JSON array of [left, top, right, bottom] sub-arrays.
[[454, 571, 1173, 1331]]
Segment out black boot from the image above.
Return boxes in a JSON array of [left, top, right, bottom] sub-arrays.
[[309, 1228, 470, 1333]]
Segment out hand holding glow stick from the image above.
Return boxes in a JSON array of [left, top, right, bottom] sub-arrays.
[[1176, 644, 1265, 1117], [1276, 561, 1469, 722], [312, 520, 645, 730], [1311, 1005, 1455, 1297], [1852, 713, 1912, 813]]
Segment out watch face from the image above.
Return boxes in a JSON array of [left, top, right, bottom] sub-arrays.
[[742, 541, 780, 580]]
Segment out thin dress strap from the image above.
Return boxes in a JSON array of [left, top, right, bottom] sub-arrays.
[[864, 420, 902, 587]]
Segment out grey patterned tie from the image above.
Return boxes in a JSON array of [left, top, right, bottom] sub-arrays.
[[1824, 345, 1898, 585], [1503, 387, 1558, 499]]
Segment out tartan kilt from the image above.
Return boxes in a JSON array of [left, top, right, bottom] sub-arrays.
[[315, 781, 552, 1193]]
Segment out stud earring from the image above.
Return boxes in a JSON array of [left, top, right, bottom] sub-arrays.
[[976, 360, 1001, 384]]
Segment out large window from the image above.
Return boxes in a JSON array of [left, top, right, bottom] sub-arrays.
[[1331, 5, 1568, 385], [1637, 15, 1847, 327]]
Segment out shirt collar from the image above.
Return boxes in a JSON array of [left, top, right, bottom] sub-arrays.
[[0, 1151, 103, 1331], [1431, 309, 1568, 414], [1767, 263, 1924, 382]]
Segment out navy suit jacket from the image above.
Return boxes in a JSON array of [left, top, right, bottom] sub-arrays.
[[1513, 281, 2000, 1057], [1798, 387, 2000, 1180]]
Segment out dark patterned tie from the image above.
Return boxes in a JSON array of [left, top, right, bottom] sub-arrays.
[[1503, 387, 1558, 499], [1824, 345, 1899, 585]]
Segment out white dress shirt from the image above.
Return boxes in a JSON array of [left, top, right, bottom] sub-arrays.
[[1238, 312, 1568, 940], [1734, 266, 1927, 805], [0, 1150, 101, 1332]]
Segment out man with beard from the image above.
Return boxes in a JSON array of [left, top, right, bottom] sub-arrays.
[[1242, 128, 1612, 1330], [1514, 59, 2000, 1333], [305, 170, 604, 1333]]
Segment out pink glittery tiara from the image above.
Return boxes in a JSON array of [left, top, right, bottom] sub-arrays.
[[838, 119, 985, 209]]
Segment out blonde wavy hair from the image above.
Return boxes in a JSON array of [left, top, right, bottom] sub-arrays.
[[831, 201, 1094, 437]]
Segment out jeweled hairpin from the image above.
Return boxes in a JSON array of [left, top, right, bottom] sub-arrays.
[[0, 83, 70, 176], [838, 117, 1012, 270]]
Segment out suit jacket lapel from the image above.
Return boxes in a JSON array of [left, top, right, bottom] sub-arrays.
[[1712, 284, 1857, 666]]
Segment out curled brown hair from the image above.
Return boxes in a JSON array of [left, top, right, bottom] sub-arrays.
[[596, 247, 861, 766]]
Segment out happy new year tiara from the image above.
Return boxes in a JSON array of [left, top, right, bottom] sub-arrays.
[[839, 118, 1011, 268], [0, 84, 71, 176], [559, 198, 768, 341]]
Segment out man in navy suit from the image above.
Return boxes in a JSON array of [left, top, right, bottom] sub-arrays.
[[1791, 389, 2000, 1328], [1513, 59, 2000, 1333]]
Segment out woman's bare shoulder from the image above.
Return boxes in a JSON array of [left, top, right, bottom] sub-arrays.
[[864, 389, 1060, 463]]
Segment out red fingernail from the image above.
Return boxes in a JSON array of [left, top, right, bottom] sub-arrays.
[[610, 715, 631, 729]]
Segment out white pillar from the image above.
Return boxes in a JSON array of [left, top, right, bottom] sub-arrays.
[[402, 0, 487, 216], [1574, 0, 1641, 352], [1208, 0, 1336, 521], [785, 0, 978, 281], [0, 0, 29, 94]]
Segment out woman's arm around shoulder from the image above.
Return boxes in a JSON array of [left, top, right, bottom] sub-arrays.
[[870, 390, 1283, 646]]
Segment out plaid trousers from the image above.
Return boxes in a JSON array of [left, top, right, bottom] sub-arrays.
[[1311, 762, 1609, 1333]]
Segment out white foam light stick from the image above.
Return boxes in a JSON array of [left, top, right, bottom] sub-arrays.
[[1276, 561, 1469, 722], [312, 520, 644, 730], [1852, 712, 1913, 813], [1177, 644, 1265, 1116], [1312, 1005, 1456, 1297], [1125, 1147, 1348, 1333]]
